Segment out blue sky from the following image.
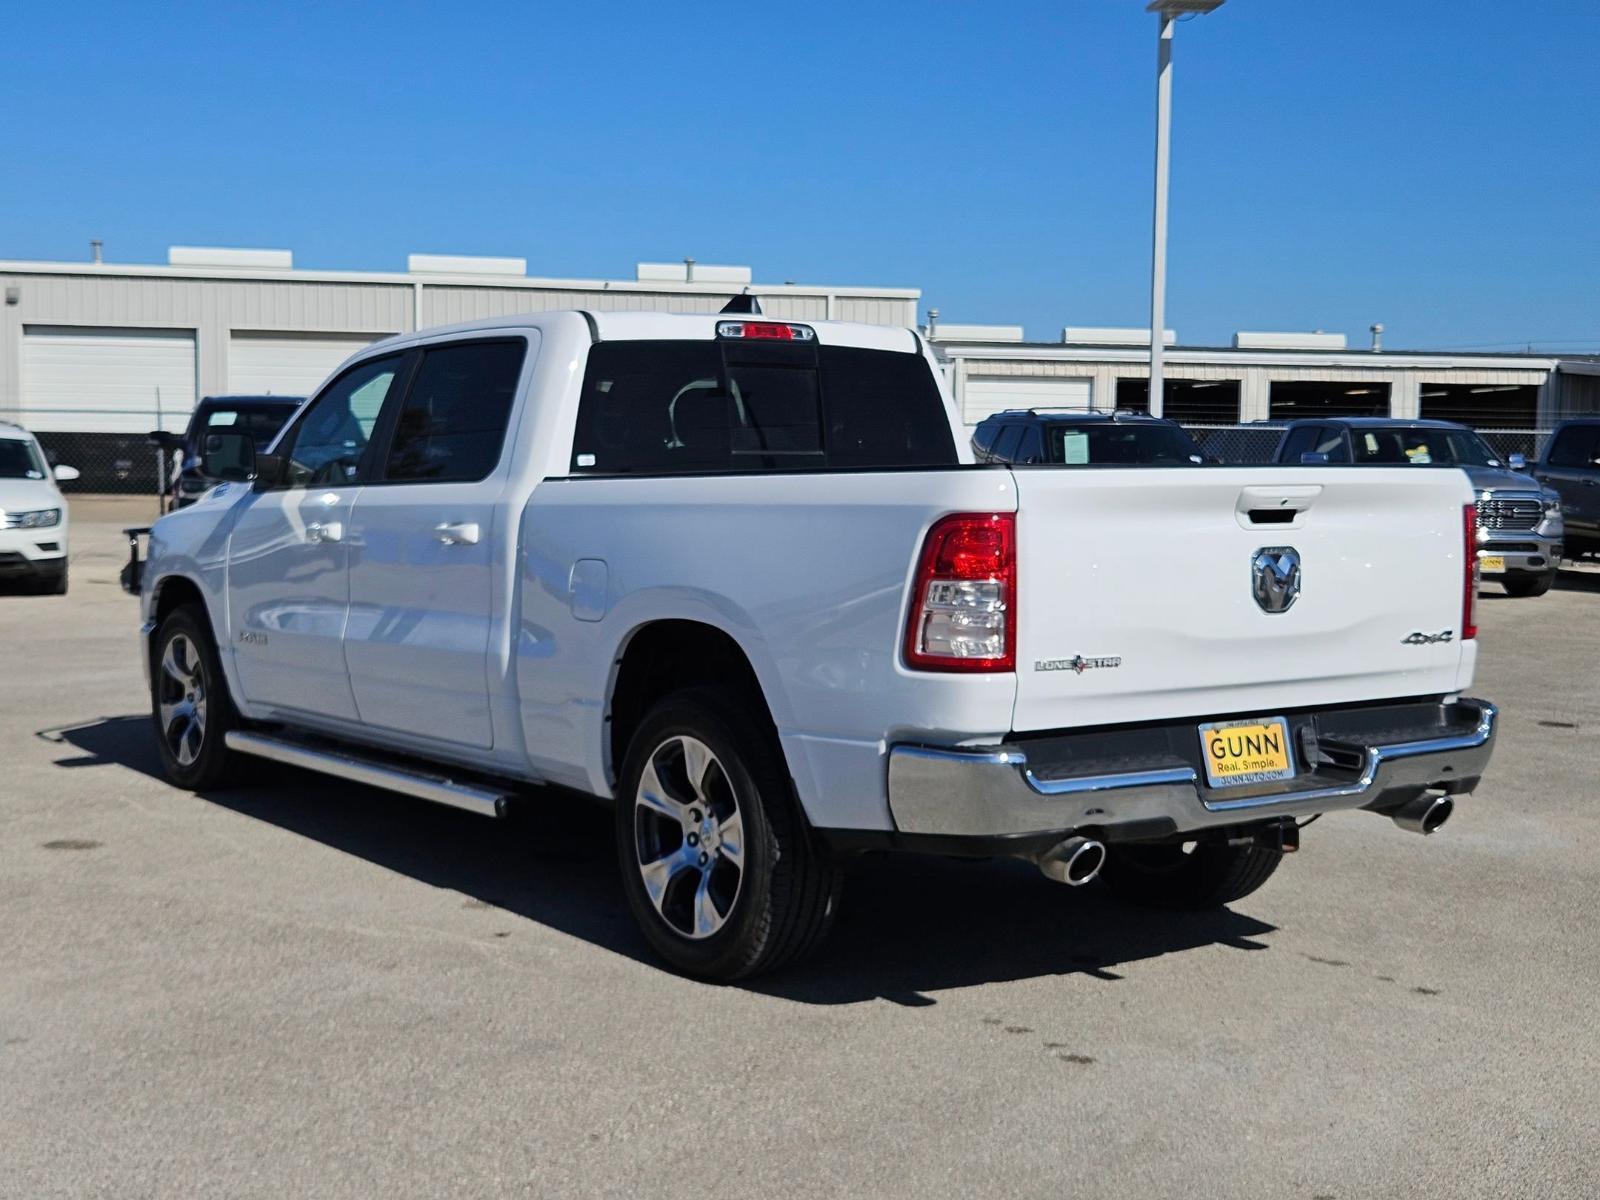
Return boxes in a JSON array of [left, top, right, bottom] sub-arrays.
[[4, 1, 1597, 350]]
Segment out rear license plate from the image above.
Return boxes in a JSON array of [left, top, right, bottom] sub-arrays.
[[1479, 554, 1505, 573], [1198, 716, 1296, 789]]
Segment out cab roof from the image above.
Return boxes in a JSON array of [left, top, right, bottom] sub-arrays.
[[365, 310, 921, 356]]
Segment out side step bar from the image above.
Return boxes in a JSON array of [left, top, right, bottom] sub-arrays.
[[224, 731, 510, 819]]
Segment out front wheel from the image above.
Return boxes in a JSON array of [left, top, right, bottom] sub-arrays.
[[151, 605, 242, 790], [615, 689, 840, 981], [1502, 572, 1554, 598], [1100, 839, 1283, 909]]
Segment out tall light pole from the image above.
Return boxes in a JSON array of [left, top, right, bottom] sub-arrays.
[[1145, 0, 1224, 417]]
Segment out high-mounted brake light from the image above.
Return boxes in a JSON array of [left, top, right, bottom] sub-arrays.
[[1462, 503, 1479, 640], [715, 321, 815, 342], [904, 513, 1016, 673]]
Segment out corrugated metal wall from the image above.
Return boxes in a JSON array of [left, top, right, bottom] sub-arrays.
[[0, 268, 916, 423], [0, 271, 411, 412]]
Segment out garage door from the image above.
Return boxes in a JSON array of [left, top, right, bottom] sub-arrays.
[[20, 326, 197, 433], [228, 332, 386, 397], [963, 377, 1093, 427]]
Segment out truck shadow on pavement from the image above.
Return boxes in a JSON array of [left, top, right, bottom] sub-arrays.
[[43, 714, 1280, 1007]]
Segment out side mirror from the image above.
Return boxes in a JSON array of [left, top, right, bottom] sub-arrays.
[[1299, 451, 1332, 465], [52, 464, 81, 483], [200, 430, 257, 483], [1508, 452, 1528, 471]]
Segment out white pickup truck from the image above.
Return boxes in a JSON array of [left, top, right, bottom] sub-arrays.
[[130, 310, 1498, 980]]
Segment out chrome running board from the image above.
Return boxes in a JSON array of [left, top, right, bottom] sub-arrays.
[[224, 731, 509, 819]]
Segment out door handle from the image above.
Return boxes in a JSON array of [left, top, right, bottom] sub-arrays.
[[434, 521, 481, 546], [306, 520, 344, 544]]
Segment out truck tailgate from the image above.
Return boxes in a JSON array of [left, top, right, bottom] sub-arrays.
[[1009, 466, 1476, 733]]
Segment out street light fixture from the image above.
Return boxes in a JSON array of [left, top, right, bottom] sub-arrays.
[[1144, 0, 1224, 417]]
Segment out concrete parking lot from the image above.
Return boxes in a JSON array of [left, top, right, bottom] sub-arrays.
[[3, 498, 1597, 1199]]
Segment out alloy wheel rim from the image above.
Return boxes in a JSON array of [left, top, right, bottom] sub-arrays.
[[633, 735, 745, 939], [157, 633, 207, 767]]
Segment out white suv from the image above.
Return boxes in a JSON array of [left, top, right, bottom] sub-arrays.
[[0, 422, 77, 595]]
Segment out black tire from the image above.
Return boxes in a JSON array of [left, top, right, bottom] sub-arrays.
[[150, 604, 242, 790], [1100, 839, 1283, 910], [1502, 572, 1553, 598], [614, 688, 840, 981]]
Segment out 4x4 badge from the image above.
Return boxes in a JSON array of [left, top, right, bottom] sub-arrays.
[[1402, 630, 1454, 645]]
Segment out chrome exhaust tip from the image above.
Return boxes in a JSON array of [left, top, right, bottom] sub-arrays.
[[1391, 793, 1454, 835], [1038, 836, 1107, 887]]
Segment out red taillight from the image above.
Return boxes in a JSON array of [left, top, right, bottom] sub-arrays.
[[1462, 503, 1479, 640], [904, 512, 1016, 672]]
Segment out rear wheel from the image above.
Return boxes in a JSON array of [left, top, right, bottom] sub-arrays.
[[1100, 839, 1283, 909], [615, 689, 840, 981], [1502, 572, 1553, 598], [151, 605, 242, 790]]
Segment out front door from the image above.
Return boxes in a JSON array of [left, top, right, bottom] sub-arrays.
[[227, 353, 407, 722], [344, 336, 532, 749]]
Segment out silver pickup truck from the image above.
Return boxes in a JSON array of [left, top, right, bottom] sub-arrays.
[[1271, 418, 1563, 596]]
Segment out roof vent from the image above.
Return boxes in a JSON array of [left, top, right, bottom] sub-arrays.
[[407, 254, 526, 277], [636, 262, 752, 285], [1063, 326, 1175, 346], [928, 323, 1025, 343], [1233, 330, 1348, 351], [168, 246, 293, 270]]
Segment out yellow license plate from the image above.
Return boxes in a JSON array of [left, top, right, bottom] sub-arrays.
[[1199, 716, 1296, 789], [1479, 555, 1505, 573]]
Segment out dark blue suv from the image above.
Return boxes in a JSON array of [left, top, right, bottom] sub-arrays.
[[972, 410, 1206, 466]]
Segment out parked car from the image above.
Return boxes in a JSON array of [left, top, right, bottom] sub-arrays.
[[130, 312, 1497, 980], [1533, 418, 1600, 561], [972, 409, 1206, 465], [0, 420, 78, 594], [151, 395, 303, 510], [1270, 418, 1563, 597]]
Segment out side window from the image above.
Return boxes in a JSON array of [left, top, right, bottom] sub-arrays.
[[1279, 426, 1319, 462], [383, 339, 527, 483], [972, 421, 998, 457], [278, 355, 402, 488], [1547, 426, 1599, 468], [1313, 427, 1350, 462], [991, 424, 1025, 462]]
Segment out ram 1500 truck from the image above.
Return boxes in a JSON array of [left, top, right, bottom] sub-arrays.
[[132, 311, 1498, 980]]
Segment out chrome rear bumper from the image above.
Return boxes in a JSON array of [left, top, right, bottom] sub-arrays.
[[887, 698, 1497, 840]]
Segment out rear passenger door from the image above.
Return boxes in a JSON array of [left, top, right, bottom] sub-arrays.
[[344, 335, 534, 750]]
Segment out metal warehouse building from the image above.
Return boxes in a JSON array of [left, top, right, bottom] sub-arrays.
[[931, 323, 1600, 462], [4, 245, 1598, 488], [0, 248, 918, 490]]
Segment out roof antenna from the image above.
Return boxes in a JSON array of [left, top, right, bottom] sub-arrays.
[[720, 293, 762, 315]]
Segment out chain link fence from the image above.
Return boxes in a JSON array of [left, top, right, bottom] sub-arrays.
[[1182, 424, 1553, 467], [1, 410, 179, 498]]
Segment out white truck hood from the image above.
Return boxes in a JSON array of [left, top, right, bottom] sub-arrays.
[[1009, 466, 1477, 733]]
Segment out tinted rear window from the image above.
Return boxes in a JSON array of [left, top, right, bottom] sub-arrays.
[[570, 340, 956, 474]]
